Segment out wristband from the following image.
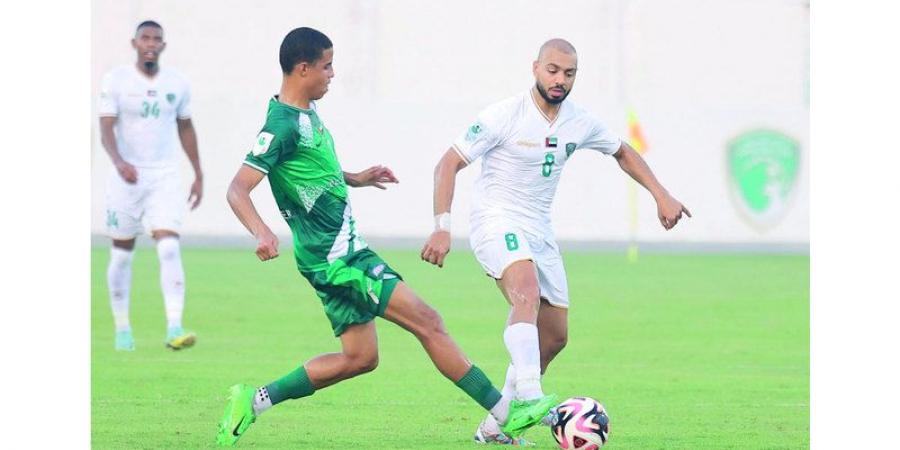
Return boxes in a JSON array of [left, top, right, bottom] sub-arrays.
[[434, 212, 451, 232]]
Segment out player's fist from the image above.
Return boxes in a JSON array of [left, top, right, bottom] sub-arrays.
[[656, 193, 691, 230], [421, 230, 451, 268], [255, 228, 279, 261], [115, 160, 138, 184]]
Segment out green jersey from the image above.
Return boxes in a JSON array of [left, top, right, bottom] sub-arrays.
[[244, 97, 366, 272]]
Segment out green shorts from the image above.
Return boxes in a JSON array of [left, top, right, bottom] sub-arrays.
[[301, 248, 403, 337]]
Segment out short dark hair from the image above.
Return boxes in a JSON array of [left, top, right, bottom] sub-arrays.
[[279, 27, 332, 74], [136, 20, 163, 33]]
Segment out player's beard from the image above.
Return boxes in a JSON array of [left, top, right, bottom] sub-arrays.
[[535, 81, 569, 105]]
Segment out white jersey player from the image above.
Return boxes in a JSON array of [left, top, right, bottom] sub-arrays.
[[421, 39, 691, 445], [99, 20, 203, 352]]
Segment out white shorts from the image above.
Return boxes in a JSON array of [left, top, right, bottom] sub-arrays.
[[469, 222, 569, 308], [105, 166, 186, 240]]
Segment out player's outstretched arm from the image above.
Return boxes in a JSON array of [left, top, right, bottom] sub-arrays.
[[343, 165, 398, 189], [177, 118, 203, 209], [421, 148, 468, 267], [613, 142, 691, 230], [226, 165, 279, 261], [100, 116, 137, 184]]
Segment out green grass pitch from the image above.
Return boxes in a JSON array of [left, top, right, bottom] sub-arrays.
[[91, 247, 809, 449]]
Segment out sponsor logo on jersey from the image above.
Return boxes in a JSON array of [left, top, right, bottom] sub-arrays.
[[515, 140, 541, 148], [147, 90, 157, 97], [545, 136, 558, 148], [251, 132, 275, 156], [727, 129, 800, 231], [280, 209, 293, 219], [566, 142, 577, 156], [166, 93, 176, 104]]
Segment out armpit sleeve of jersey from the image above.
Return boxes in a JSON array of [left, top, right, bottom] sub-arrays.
[[451, 107, 505, 164], [176, 83, 192, 119], [582, 116, 622, 155], [243, 130, 288, 174], [98, 73, 118, 117]]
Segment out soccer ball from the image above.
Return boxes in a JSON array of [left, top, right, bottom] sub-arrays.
[[550, 396, 610, 449]]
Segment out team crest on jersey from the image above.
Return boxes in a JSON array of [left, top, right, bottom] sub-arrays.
[[166, 93, 176, 104], [565, 142, 576, 157], [251, 132, 275, 156], [465, 122, 483, 142]]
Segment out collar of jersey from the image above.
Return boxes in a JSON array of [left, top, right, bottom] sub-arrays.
[[132, 63, 163, 82], [271, 96, 316, 115], [529, 88, 561, 127]]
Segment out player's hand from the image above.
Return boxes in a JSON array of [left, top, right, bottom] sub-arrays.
[[115, 160, 138, 184], [188, 177, 203, 210], [254, 228, 279, 261], [656, 193, 691, 230], [421, 230, 451, 268], [353, 165, 399, 190]]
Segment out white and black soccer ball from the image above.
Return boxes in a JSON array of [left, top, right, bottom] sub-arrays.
[[550, 396, 610, 449]]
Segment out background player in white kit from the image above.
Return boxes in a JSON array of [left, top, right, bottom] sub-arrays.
[[99, 20, 203, 351], [421, 39, 691, 444]]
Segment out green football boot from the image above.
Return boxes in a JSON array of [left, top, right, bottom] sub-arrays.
[[115, 329, 134, 351], [216, 384, 257, 446], [500, 394, 558, 438]]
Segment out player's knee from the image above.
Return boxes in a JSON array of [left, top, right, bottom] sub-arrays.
[[346, 352, 379, 375], [156, 237, 181, 261], [342, 346, 379, 376], [510, 288, 541, 313], [416, 304, 449, 341]]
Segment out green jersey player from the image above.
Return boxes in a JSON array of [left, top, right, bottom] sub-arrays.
[[216, 27, 556, 447]]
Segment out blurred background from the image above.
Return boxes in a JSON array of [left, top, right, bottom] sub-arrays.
[[91, 0, 809, 250]]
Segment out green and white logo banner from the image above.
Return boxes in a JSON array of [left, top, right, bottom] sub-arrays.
[[727, 129, 800, 231]]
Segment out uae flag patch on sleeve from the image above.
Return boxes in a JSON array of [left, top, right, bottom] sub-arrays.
[[545, 136, 558, 148]]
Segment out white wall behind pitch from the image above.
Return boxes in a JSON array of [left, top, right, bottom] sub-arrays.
[[91, 0, 809, 244]]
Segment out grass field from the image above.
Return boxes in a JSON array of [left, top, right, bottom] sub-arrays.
[[91, 247, 809, 449]]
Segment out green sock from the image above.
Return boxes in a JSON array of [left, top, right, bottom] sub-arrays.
[[266, 365, 316, 405], [455, 365, 502, 410]]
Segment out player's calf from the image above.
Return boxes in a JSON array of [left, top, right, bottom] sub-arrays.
[[539, 333, 567, 372]]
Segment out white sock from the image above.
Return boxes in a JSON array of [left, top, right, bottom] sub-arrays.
[[253, 386, 273, 416], [107, 246, 133, 332], [489, 392, 511, 426], [156, 237, 185, 329], [481, 411, 503, 435], [501, 362, 517, 400], [503, 322, 543, 400], [483, 363, 518, 429]]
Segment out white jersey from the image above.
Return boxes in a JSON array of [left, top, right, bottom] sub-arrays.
[[99, 65, 192, 169], [453, 89, 621, 236]]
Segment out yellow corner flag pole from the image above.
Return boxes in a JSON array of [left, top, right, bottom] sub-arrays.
[[626, 109, 648, 263]]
